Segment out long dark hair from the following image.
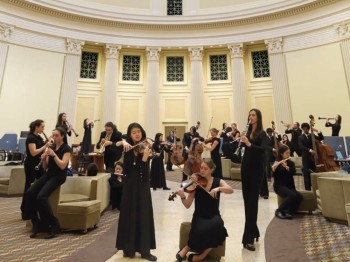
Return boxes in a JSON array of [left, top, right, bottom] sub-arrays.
[[57, 113, 65, 126], [29, 119, 44, 134], [249, 108, 263, 141], [276, 144, 290, 161], [154, 133, 163, 145], [336, 114, 342, 125], [126, 123, 146, 145]]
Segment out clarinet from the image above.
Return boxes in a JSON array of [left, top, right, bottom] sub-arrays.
[[233, 120, 251, 157]]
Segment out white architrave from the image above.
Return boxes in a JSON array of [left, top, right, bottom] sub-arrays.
[[188, 47, 204, 127], [264, 37, 292, 132], [103, 44, 121, 124], [228, 43, 248, 130], [59, 38, 85, 129], [146, 47, 161, 138], [0, 23, 13, 96]]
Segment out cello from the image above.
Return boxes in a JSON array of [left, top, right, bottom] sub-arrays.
[[170, 129, 184, 165], [183, 137, 204, 176], [309, 115, 339, 172]]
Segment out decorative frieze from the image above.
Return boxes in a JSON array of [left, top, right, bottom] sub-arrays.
[[334, 20, 350, 39], [265, 38, 283, 54], [0, 23, 14, 42], [66, 38, 84, 55], [146, 47, 161, 61], [188, 47, 203, 61], [105, 44, 121, 59], [228, 43, 243, 58]]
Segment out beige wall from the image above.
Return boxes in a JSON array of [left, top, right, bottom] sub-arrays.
[[83, 0, 150, 9], [285, 43, 350, 136], [200, 0, 258, 9], [0, 45, 64, 136]]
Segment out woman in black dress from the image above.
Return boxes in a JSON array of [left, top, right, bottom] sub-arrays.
[[81, 118, 94, 154], [22, 127, 71, 239], [240, 108, 267, 251], [273, 145, 302, 219], [56, 113, 72, 144], [175, 158, 233, 262], [116, 123, 157, 261], [109, 162, 124, 210], [150, 133, 170, 190], [325, 114, 341, 136], [204, 128, 222, 178]]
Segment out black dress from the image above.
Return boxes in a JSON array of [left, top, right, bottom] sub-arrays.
[[241, 130, 267, 245], [325, 122, 341, 136], [188, 177, 228, 252], [81, 122, 93, 154], [150, 143, 168, 189], [109, 173, 123, 210], [116, 150, 156, 255], [210, 138, 223, 179]]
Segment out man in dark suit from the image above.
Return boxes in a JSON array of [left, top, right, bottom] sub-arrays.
[[166, 130, 180, 171], [298, 122, 324, 190], [96, 122, 123, 172], [285, 122, 302, 156]]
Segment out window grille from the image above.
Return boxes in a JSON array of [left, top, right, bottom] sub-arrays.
[[122, 55, 141, 81], [167, 0, 182, 15], [166, 57, 184, 82], [210, 55, 228, 81], [252, 51, 270, 78], [80, 52, 98, 79]]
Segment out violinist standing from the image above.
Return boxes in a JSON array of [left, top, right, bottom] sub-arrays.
[[240, 109, 267, 251], [325, 114, 341, 136], [166, 130, 180, 171], [204, 128, 223, 179], [116, 123, 157, 261], [285, 122, 302, 156], [298, 123, 324, 191], [175, 158, 233, 262], [182, 127, 204, 181], [150, 133, 171, 190]]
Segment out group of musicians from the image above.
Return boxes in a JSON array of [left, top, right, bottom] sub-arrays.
[[19, 111, 342, 261]]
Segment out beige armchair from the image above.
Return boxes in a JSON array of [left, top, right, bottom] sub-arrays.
[[290, 157, 302, 175], [0, 166, 25, 195]]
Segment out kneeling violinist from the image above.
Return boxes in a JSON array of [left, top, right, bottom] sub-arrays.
[[174, 158, 234, 262]]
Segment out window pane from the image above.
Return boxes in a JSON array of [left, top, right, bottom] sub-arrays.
[[210, 55, 228, 81], [252, 50, 270, 78], [122, 55, 141, 81], [80, 52, 98, 79], [166, 56, 184, 82], [167, 0, 182, 15]]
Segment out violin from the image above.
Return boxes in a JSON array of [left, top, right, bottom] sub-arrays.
[[204, 136, 215, 144], [168, 172, 208, 201]]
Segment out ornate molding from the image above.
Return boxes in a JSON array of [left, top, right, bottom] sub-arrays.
[[334, 20, 350, 39], [228, 43, 244, 58], [265, 38, 283, 54], [66, 38, 84, 55], [146, 47, 161, 61], [105, 44, 121, 59], [0, 23, 14, 42], [6, 0, 341, 31], [188, 47, 203, 61]]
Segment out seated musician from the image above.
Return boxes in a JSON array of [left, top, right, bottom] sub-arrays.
[[109, 162, 124, 210], [175, 158, 233, 262], [221, 123, 240, 162], [182, 126, 204, 181], [298, 123, 324, 191]]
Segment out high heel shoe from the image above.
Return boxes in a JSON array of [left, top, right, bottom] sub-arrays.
[[176, 250, 186, 262], [243, 243, 256, 251], [255, 237, 259, 242]]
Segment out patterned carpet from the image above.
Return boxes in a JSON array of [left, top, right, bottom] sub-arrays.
[[0, 197, 118, 262]]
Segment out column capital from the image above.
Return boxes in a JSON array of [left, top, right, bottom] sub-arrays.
[[105, 44, 122, 59], [334, 20, 350, 39], [0, 23, 14, 42], [265, 37, 283, 54], [146, 47, 161, 61], [228, 43, 244, 58], [66, 38, 85, 55], [188, 47, 203, 61]]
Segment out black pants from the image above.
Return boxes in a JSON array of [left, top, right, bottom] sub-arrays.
[[23, 163, 44, 193], [22, 173, 66, 226], [302, 167, 313, 191], [166, 152, 173, 170], [275, 186, 303, 213]]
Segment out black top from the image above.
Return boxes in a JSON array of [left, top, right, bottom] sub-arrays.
[[298, 132, 324, 169], [285, 128, 302, 148], [46, 143, 71, 177], [81, 122, 93, 154], [25, 134, 44, 166], [325, 122, 341, 136], [210, 138, 222, 179], [96, 129, 123, 158], [182, 132, 204, 156], [242, 130, 267, 169], [273, 160, 296, 191], [56, 123, 71, 144], [220, 127, 232, 143]]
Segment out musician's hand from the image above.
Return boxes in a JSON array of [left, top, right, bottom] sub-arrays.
[[101, 139, 105, 144], [271, 161, 279, 171], [281, 161, 288, 169], [272, 148, 277, 152], [240, 136, 251, 147], [142, 147, 152, 159], [209, 187, 220, 199], [122, 141, 131, 152], [46, 148, 56, 157], [309, 149, 315, 156], [105, 141, 113, 146], [177, 188, 186, 199]]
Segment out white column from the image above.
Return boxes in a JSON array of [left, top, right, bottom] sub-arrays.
[[228, 43, 248, 130], [146, 47, 161, 138], [188, 47, 204, 127], [103, 44, 121, 125], [59, 39, 84, 124], [0, 23, 14, 96], [334, 21, 350, 99], [265, 37, 292, 132]]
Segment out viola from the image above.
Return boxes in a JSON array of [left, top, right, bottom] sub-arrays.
[[168, 173, 208, 201], [170, 129, 185, 165]]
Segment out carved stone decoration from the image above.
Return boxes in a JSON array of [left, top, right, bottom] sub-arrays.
[[105, 44, 122, 59], [66, 38, 85, 55], [0, 23, 14, 42], [334, 21, 350, 39], [146, 47, 161, 61], [188, 47, 203, 61], [265, 38, 283, 54], [228, 43, 243, 58]]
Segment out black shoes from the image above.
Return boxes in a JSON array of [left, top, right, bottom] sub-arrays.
[[163, 187, 171, 190], [45, 224, 60, 239], [255, 237, 259, 242], [166, 168, 173, 171], [284, 211, 293, 219], [188, 253, 200, 261], [141, 253, 157, 261], [243, 243, 256, 251], [176, 250, 186, 262], [275, 210, 286, 219], [123, 252, 135, 258]]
